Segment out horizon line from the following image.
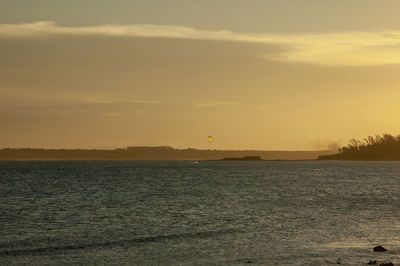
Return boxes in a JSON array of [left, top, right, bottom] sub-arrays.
[[0, 146, 337, 152]]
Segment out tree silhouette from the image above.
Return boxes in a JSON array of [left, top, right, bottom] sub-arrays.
[[319, 133, 400, 160]]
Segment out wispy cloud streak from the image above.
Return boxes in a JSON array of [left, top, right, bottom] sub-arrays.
[[195, 101, 266, 110], [2, 21, 400, 65]]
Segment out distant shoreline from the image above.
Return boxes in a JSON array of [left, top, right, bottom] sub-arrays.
[[0, 147, 335, 161], [207, 155, 265, 161]]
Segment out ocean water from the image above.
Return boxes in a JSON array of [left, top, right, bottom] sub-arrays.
[[1, 160, 400, 265]]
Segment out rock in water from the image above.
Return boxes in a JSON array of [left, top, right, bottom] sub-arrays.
[[373, 246, 387, 252]]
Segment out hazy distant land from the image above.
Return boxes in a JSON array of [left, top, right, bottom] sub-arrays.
[[0, 146, 335, 160]]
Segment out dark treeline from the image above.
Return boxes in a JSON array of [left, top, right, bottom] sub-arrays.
[[319, 134, 400, 160]]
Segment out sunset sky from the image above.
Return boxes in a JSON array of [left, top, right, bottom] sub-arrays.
[[2, 1, 400, 150]]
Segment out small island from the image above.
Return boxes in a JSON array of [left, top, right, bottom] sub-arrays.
[[319, 133, 400, 160], [221, 156, 263, 161]]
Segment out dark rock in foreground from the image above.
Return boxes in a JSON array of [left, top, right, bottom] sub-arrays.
[[368, 260, 394, 266], [373, 246, 387, 252]]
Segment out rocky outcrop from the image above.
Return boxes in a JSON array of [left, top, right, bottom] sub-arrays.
[[373, 246, 387, 252]]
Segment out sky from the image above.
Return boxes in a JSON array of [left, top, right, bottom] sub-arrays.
[[2, 1, 400, 150]]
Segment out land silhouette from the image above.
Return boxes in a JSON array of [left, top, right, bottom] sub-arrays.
[[221, 156, 263, 161], [6, 134, 400, 161], [0, 146, 334, 160], [319, 134, 400, 160]]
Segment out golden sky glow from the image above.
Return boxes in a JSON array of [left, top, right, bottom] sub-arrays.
[[2, 1, 400, 150]]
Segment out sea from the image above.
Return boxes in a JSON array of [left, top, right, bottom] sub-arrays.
[[1, 160, 400, 265]]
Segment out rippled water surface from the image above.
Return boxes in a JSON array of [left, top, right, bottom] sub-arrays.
[[1, 161, 400, 265]]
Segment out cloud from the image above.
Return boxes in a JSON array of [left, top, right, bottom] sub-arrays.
[[79, 99, 161, 105], [1, 21, 400, 66], [0, 86, 162, 106], [195, 101, 265, 110], [103, 112, 118, 117]]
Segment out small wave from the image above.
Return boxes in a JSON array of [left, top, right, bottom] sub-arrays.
[[0, 228, 239, 256]]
